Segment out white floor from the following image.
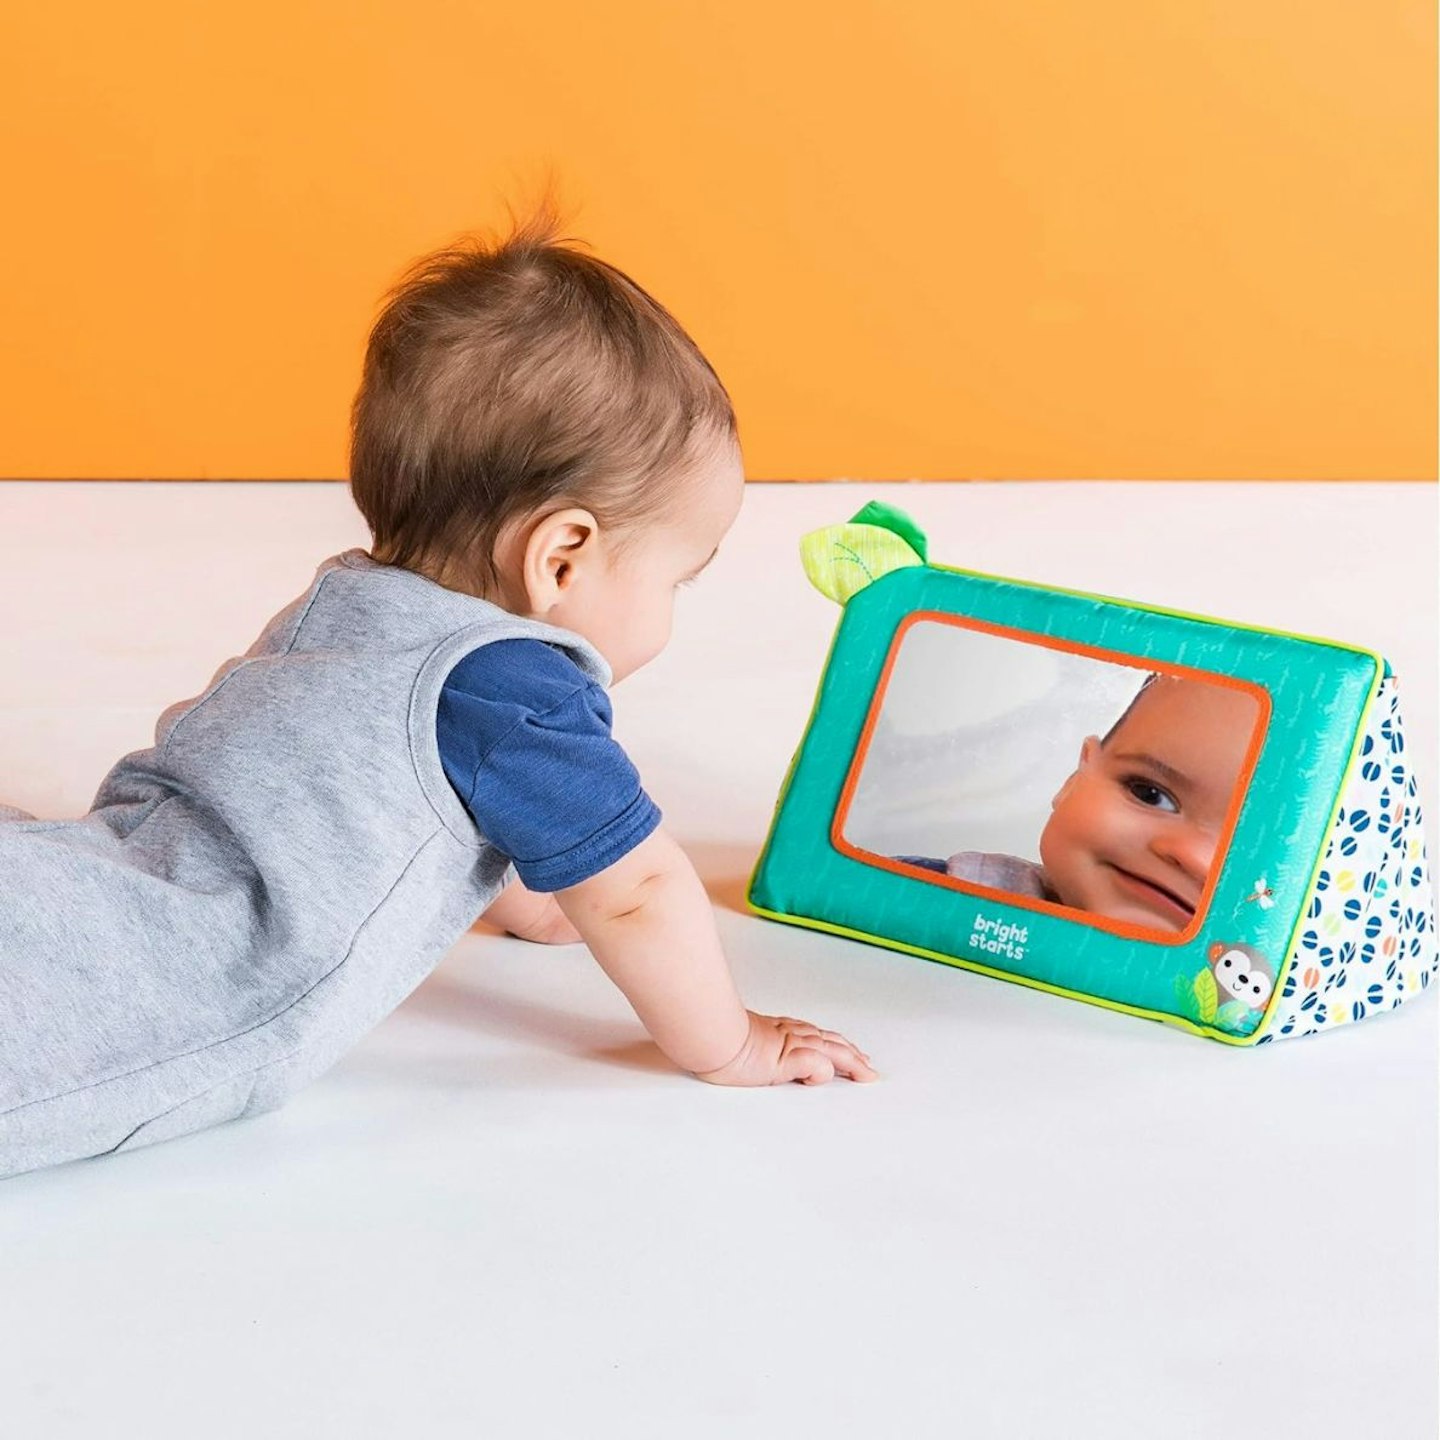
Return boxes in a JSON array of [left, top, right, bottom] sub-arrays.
[[0, 479, 1436, 1440]]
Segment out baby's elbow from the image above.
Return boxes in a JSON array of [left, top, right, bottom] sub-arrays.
[[556, 828, 685, 927]]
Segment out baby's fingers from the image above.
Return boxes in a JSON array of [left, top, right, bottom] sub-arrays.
[[777, 1044, 836, 1086], [816, 1036, 879, 1082], [774, 1033, 879, 1085], [775, 1016, 872, 1065]]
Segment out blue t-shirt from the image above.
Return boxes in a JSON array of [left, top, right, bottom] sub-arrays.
[[436, 639, 661, 892]]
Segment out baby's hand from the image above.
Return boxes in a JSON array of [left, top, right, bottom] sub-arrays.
[[691, 1011, 878, 1087]]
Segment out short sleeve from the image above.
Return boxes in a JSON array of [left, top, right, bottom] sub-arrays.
[[437, 639, 661, 891]]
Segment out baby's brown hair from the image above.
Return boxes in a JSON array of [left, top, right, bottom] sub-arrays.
[[349, 207, 736, 595], [1100, 672, 1160, 746]]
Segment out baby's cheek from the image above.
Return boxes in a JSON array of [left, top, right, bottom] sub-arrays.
[[1044, 795, 1132, 897], [1038, 812, 1088, 883], [1044, 791, 1107, 864], [1086, 791, 1156, 854], [653, 600, 676, 655]]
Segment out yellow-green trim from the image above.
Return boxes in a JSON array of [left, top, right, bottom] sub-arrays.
[[927, 555, 1390, 1044], [929, 558, 1389, 671], [746, 605, 849, 882], [746, 553, 1389, 1046], [745, 897, 1260, 1046], [1249, 663, 1388, 1042]]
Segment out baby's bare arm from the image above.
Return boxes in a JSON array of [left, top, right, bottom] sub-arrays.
[[554, 828, 877, 1085], [476, 877, 582, 945], [555, 828, 749, 1073]]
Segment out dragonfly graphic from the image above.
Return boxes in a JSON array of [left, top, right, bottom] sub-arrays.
[[1245, 876, 1276, 909]]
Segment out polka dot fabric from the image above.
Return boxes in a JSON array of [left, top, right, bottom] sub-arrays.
[[1260, 677, 1436, 1042]]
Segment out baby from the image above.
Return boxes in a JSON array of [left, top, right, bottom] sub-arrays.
[[0, 212, 875, 1179], [898, 673, 1258, 932]]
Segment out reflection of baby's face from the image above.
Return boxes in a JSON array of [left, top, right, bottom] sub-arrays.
[[1037, 677, 1258, 932]]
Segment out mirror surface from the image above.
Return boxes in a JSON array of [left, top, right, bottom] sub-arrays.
[[840, 619, 1265, 934]]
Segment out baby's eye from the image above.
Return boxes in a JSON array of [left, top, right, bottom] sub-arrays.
[[1125, 778, 1180, 813]]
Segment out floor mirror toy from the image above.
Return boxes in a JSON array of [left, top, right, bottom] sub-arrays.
[[747, 502, 1436, 1045]]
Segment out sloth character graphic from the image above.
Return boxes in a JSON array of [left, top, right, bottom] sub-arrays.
[[1176, 942, 1276, 1034]]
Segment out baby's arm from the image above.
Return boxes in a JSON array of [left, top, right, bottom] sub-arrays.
[[554, 827, 877, 1086], [477, 878, 582, 945]]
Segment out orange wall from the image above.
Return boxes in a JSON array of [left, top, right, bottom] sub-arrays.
[[1, 2, 1434, 481]]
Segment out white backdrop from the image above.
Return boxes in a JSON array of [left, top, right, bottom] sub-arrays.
[[0, 480, 1433, 1440]]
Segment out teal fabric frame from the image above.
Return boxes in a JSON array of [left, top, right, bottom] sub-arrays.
[[749, 562, 1384, 1040]]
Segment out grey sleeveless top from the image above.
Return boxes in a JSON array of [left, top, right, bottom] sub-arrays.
[[0, 549, 609, 1178]]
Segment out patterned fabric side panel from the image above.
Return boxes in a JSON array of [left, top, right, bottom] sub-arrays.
[[1261, 677, 1437, 1042]]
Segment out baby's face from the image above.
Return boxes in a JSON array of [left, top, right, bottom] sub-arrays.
[[1037, 677, 1259, 932], [559, 437, 745, 683]]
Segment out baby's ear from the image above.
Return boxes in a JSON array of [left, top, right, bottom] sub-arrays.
[[520, 507, 599, 612], [1050, 737, 1098, 810]]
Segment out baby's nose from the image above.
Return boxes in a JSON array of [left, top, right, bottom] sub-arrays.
[[1149, 824, 1215, 884]]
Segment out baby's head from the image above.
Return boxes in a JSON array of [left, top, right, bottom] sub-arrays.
[[349, 210, 744, 682], [1037, 673, 1259, 932]]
